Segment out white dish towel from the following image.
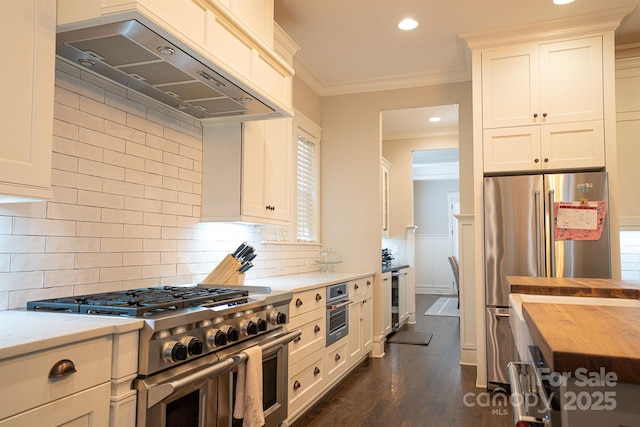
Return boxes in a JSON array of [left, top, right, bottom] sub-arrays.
[[233, 345, 265, 427]]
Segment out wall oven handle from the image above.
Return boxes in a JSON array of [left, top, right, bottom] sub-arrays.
[[146, 329, 302, 409], [327, 300, 352, 310]]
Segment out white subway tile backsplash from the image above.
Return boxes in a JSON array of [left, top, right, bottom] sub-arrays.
[[46, 237, 100, 253], [51, 169, 103, 192], [127, 140, 163, 162], [104, 120, 146, 145], [103, 178, 145, 198], [143, 264, 176, 278], [55, 103, 104, 133], [45, 268, 100, 287], [76, 222, 123, 238], [0, 271, 44, 291], [11, 254, 74, 272], [123, 224, 161, 239], [0, 217, 12, 235], [75, 252, 123, 269], [126, 169, 163, 187], [80, 96, 127, 124], [101, 208, 144, 225], [0, 64, 320, 309], [13, 218, 75, 237], [101, 238, 143, 253], [0, 255, 9, 272], [123, 252, 160, 266], [0, 235, 46, 253], [79, 158, 125, 181], [100, 266, 143, 282], [104, 149, 145, 171], [47, 202, 102, 222], [79, 127, 126, 152]]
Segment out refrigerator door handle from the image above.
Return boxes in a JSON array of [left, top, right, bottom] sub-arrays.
[[493, 308, 510, 318], [548, 189, 556, 277], [534, 190, 543, 277]]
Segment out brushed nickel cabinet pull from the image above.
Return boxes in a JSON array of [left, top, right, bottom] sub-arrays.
[[48, 359, 77, 379]]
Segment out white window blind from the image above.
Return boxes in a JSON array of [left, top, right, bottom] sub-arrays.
[[297, 133, 318, 242]]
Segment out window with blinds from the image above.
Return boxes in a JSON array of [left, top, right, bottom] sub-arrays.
[[296, 132, 318, 242]]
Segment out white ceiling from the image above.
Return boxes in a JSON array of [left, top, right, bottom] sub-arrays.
[[381, 105, 459, 141], [274, 0, 640, 96]]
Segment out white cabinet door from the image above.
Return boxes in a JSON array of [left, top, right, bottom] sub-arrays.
[[361, 291, 373, 354], [483, 126, 542, 173], [0, 0, 55, 202], [398, 269, 409, 325], [539, 36, 603, 124], [381, 158, 391, 237], [346, 295, 362, 365], [541, 120, 605, 170], [482, 44, 539, 129], [379, 273, 392, 337]]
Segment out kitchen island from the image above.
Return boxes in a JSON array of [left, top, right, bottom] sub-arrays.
[[509, 276, 640, 426]]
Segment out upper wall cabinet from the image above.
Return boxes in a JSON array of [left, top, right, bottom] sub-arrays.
[[201, 119, 293, 226], [0, 1, 56, 202], [481, 36, 605, 173]]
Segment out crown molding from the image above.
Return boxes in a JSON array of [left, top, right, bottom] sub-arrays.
[[461, 6, 635, 50]]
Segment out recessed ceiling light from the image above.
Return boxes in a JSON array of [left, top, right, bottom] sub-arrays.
[[429, 117, 441, 123], [553, 0, 575, 5], [398, 18, 419, 31]]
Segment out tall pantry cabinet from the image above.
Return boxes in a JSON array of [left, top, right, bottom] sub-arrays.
[[463, 8, 630, 388]]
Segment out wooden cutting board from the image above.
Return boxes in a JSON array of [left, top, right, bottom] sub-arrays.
[[523, 302, 640, 384], [508, 276, 640, 298]]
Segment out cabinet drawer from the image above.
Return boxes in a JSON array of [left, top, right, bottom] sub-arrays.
[[349, 277, 373, 298], [288, 354, 324, 416], [325, 340, 348, 383], [0, 336, 112, 420], [289, 288, 325, 317], [288, 309, 325, 366], [0, 382, 110, 427]]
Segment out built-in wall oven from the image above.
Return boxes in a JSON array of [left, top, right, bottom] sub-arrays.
[[326, 282, 350, 346]]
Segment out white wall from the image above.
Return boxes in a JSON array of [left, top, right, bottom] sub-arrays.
[[0, 61, 321, 310]]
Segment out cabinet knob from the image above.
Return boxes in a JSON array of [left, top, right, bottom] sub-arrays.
[[533, 113, 538, 118], [293, 380, 301, 391], [544, 158, 549, 163], [335, 354, 341, 362], [367, 280, 371, 286], [542, 113, 548, 118], [295, 298, 303, 307], [314, 367, 320, 376], [48, 359, 77, 379], [314, 325, 321, 333], [534, 158, 539, 163], [315, 293, 322, 301], [354, 283, 359, 290]]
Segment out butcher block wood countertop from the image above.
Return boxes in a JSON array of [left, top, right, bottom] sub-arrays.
[[523, 302, 640, 384], [507, 276, 640, 299]]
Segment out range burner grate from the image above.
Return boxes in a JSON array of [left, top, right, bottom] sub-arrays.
[[26, 286, 249, 317]]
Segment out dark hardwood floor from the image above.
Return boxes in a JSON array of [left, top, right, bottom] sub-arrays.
[[290, 294, 512, 427]]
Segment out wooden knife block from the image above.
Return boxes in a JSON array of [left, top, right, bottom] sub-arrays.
[[201, 254, 246, 285]]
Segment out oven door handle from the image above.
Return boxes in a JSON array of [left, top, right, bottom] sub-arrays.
[[146, 329, 302, 409], [508, 361, 551, 426], [327, 300, 352, 310]]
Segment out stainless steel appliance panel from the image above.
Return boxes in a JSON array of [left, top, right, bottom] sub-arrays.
[[544, 172, 611, 279], [486, 307, 512, 387], [484, 175, 544, 307]]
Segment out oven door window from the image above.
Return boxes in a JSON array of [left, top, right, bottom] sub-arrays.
[[144, 379, 217, 427], [328, 306, 347, 333], [166, 390, 201, 427]]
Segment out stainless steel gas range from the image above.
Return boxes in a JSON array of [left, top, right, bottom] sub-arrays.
[[27, 285, 299, 427]]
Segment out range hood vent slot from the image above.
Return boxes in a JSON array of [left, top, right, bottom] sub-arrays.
[[56, 20, 273, 120]]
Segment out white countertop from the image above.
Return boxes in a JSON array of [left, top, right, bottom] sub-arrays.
[[246, 270, 376, 293], [0, 310, 143, 360]]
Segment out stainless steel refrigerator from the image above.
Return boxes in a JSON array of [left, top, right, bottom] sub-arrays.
[[484, 171, 611, 387]]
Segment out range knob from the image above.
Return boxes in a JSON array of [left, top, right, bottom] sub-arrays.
[[163, 341, 188, 362], [269, 311, 287, 325], [256, 318, 268, 332], [207, 330, 228, 347], [223, 326, 240, 342], [181, 337, 203, 355], [241, 320, 258, 336]]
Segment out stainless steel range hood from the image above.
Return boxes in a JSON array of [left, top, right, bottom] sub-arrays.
[[56, 20, 274, 120]]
